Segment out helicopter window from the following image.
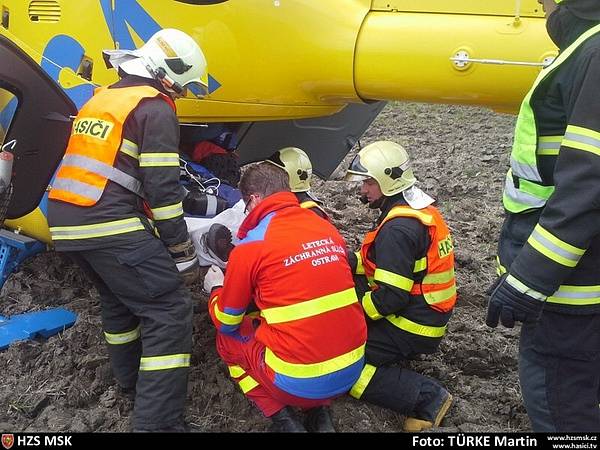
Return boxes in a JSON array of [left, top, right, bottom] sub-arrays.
[[173, 0, 229, 4], [0, 87, 18, 147]]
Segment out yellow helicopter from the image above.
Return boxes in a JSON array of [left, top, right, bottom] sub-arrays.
[[0, 0, 554, 263]]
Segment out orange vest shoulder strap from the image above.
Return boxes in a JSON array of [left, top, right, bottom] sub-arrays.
[[91, 85, 174, 113], [383, 205, 435, 226]]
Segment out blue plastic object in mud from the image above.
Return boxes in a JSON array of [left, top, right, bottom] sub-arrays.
[[0, 308, 77, 350], [0, 228, 77, 351]]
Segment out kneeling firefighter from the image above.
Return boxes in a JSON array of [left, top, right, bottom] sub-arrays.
[[344, 141, 456, 432], [48, 29, 208, 431]]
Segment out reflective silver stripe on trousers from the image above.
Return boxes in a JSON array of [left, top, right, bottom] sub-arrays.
[[104, 325, 141, 345], [61, 154, 144, 198], [503, 176, 547, 209], [139, 354, 191, 371], [510, 156, 543, 182], [52, 177, 103, 201]]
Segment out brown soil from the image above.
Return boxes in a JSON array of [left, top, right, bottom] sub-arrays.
[[0, 102, 528, 432]]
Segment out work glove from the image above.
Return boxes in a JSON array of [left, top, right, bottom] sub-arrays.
[[168, 239, 200, 286], [485, 274, 546, 329], [203, 264, 224, 294]]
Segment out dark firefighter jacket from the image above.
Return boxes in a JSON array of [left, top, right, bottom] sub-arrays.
[[48, 75, 189, 251], [499, 11, 600, 314], [351, 195, 456, 355]]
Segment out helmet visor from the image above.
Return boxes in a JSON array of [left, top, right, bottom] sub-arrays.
[[344, 154, 370, 181], [266, 152, 286, 169]]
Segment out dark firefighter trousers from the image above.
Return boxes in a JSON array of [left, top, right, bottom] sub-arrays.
[[519, 311, 600, 432], [499, 212, 600, 431], [66, 236, 193, 430], [351, 276, 444, 418]]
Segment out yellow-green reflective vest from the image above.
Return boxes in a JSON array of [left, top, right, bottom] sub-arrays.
[[503, 23, 600, 213]]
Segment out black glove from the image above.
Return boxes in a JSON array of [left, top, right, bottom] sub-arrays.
[[486, 274, 546, 328], [168, 239, 200, 286]]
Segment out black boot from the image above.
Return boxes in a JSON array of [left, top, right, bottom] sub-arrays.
[[304, 406, 335, 433], [204, 223, 234, 264], [404, 385, 453, 432], [269, 406, 307, 432]]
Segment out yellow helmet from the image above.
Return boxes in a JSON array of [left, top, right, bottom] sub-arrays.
[[345, 141, 416, 196], [266, 147, 312, 192]]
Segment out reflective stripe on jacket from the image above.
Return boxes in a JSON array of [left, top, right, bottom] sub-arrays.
[[49, 85, 175, 206], [209, 192, 367, 399], [360, 205, 457, 336], [503, 23, 600, 213]]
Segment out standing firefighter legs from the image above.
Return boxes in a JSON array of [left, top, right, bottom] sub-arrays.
[[68, 237, 193, 431]]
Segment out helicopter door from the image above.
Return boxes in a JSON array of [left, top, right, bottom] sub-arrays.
[[0, 34, 78, 219]]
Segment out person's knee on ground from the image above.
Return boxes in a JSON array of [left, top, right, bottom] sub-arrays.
[[350, 363, 451, 431]]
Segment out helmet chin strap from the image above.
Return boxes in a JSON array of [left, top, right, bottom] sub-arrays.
[[147, 65, 185, 96]]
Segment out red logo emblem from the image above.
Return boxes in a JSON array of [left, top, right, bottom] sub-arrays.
[[1, 434, 13, 450]]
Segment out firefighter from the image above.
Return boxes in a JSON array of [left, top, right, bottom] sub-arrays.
[[203, 162, 367, 432], [344, 141, 456, 432], [47, 29, 208, 431], [487, 0, 600, 432], [266, 147, 329, 219]]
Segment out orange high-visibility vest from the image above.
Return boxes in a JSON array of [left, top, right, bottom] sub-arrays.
[[49, 85, 175, 206], [360, 205, 457, 313]]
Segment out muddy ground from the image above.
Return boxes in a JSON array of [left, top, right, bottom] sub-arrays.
[[0, 102, 529, 432]]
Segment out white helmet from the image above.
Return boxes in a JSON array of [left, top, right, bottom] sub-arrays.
[[344, 141, 416, 196], [110, 28, 208, 97], [266, 147, 313, 192]]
